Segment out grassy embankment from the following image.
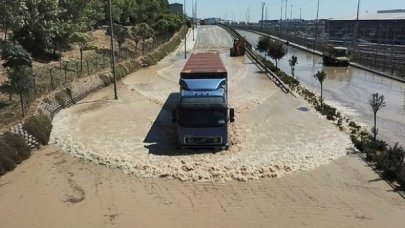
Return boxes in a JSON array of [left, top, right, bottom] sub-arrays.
[[0, 26, 189, 176]]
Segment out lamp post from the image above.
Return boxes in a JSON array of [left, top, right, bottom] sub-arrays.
[[314, 0, 320, 50], [184, 0, 187, 59], [108, 0, 118, 100], [260, 2, 265, 29]]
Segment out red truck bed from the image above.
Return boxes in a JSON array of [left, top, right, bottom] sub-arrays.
[[181, 53, 227, 79]]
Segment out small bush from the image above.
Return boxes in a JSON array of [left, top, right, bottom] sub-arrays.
[[349, 121, 361, 130], [377, 143, 405, 177], [397, 165, 405, 186], [54, 90, 69, 107], [115, 64, 128, 80], [0, 137, 22, 164], [0, 130, 33, 175], [23, 115, 53, 145], [0, 153, 16, 175], [99, 74, 112, 86], [2, 132, 31, 160]]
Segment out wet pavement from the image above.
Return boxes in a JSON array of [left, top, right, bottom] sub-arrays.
[[239, 30, 405, 146]]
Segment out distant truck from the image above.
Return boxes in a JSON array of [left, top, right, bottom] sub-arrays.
[[230, 37, 246, 57], [322, 46, 350, 66], [172, 53, 235, 150]]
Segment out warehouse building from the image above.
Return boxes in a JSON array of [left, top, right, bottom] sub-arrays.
[[326, 9, 405, 44]]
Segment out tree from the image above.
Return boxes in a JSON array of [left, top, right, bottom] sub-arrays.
[[288, 55, 298, 79], [6, 66, 33, 117], [154, 14, 185, 37], [70, 32, 91, 71], [369, 93, 386, 143], [313, 70, 327, 107], [267, 41, 286, 67], [1, 42, 33, 116], [1, 41, 33, 102], [256, 36, 270, 56], [134, 23, 154, 55], [130, 26, 142, 55], [0, 0, 25, 40], [11, 0, 60, 56], [136, 0, 168, 25], [1, 41, 33, 68], [107, 24, 129, 57]]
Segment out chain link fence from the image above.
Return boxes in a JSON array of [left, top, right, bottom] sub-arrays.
[[0, 34, 172, 127]]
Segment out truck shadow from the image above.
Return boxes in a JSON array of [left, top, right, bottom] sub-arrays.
[[143, 93, 179, 156], [144, 93, 222, 156]]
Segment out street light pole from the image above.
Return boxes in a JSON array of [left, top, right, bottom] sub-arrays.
[[184, 0, 187, 59], [260, 2, 265, 29], [353, 0, 361, 49], [108, 0, 118, 100], [314, 0, 320, 50]]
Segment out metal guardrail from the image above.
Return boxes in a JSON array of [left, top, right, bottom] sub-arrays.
[[219, 24, 291, 94]]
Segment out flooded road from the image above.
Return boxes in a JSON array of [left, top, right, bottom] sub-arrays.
[[239, 30, 405, 146], [2, 26, 405, 228]]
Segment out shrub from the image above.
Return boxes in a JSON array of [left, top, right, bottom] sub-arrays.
[[115, 64, 128, 80], [0, 153, 16, 175], [377, 143, 405, 177], [54, 90, 69, 107], [397, 165, 405, 186], [349, 121, 361, 130], [2, 132, 31, 160], [0, 137, 22, 164], [23, 115, 52, 145], [99, 74, 112, 86]]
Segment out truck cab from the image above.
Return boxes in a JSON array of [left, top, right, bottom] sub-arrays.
[[322, 46, 350, 67], [172, 53, 234, 150]]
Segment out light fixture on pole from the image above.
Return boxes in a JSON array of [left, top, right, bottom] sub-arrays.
[[260, 2, 265, 29], [184, 0, 187, 59], [108, 0, 118, 100], [314, 0, 320, 49]]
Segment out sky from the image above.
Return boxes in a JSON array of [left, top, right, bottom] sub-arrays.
[[169, 0, 405, 22]]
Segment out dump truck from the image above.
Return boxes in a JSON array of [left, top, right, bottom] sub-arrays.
[[230, 37, 246, 56], [322, 46, 350, 66], [172, 53, 235, 150]]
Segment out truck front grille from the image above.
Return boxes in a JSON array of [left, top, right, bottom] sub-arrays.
[[184, 136, 222, 145]]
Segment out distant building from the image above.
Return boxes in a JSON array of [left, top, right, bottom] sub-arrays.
[[326, 9, 405, 44], [204, 18, 221, 25], [169, 3, 183, 14]]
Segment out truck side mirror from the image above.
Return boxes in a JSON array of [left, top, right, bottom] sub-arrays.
[[230, 108, 235, 123], [171, 109, 177, 123]]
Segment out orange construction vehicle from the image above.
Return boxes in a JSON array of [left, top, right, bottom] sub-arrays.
[[230, 37, 246, 56]]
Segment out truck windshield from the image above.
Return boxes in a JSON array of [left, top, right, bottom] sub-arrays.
[[179, 109, 227, 128], [334, 49, 348, 57]]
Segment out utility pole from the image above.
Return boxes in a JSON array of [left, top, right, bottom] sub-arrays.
[[265, 7, 268, 20], [108, 0, 117, 100], [260, 2, 265, 29], [300, 8, 302, 20], [184, 0, 187, 59], [280, 0, 283, 34], [353, 0, 361, 49], [290, 4, 293, 20], [285, 0, 288, 20], [314, 0, 320, 49]]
